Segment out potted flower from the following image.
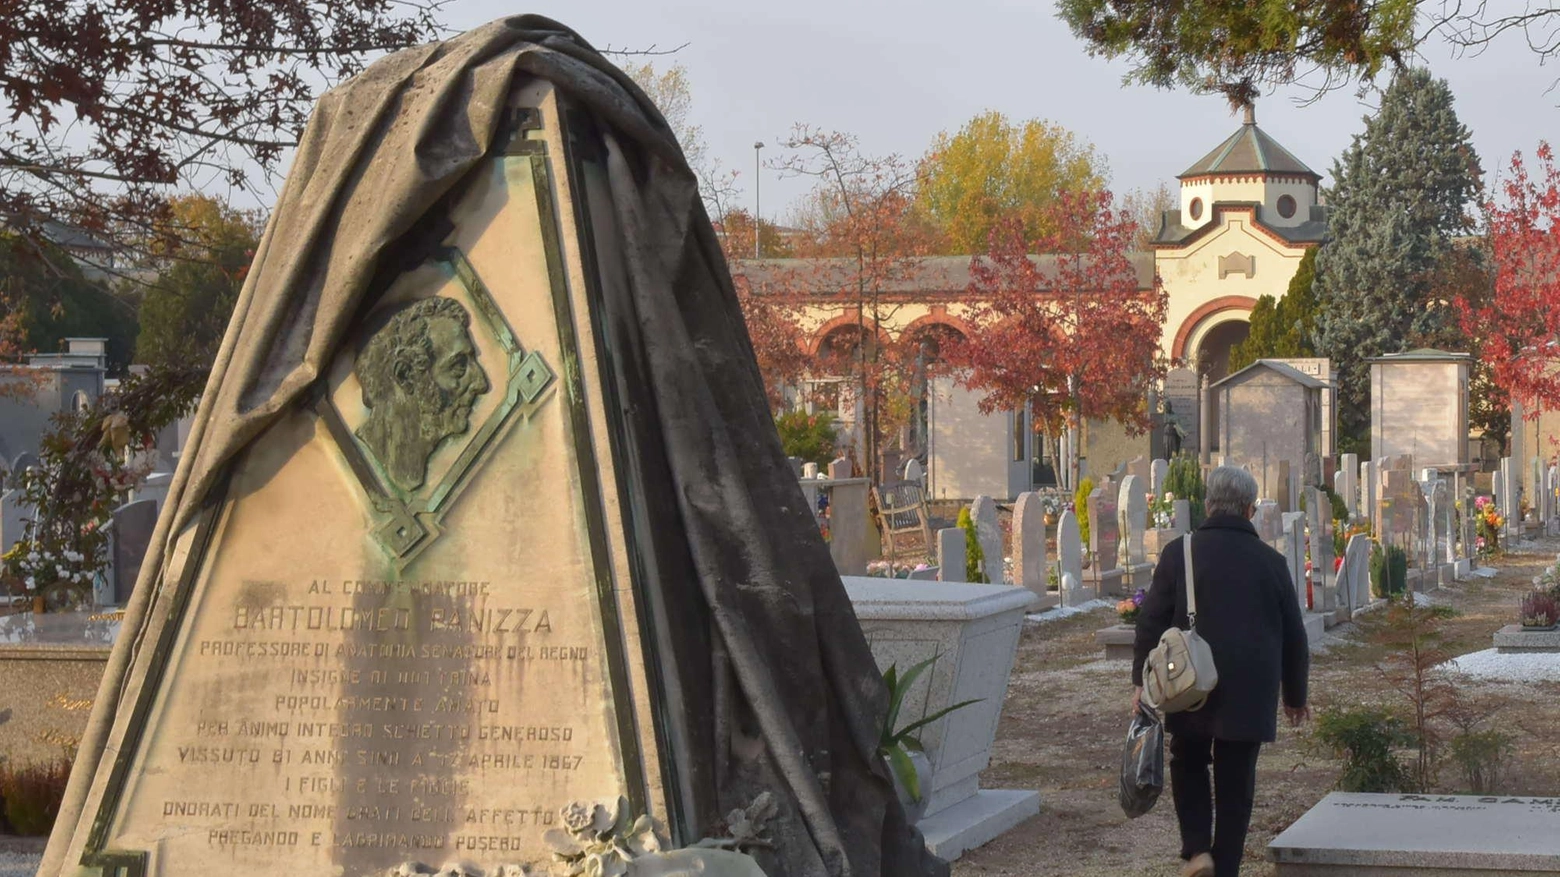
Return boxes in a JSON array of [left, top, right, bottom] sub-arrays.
[[1520, 592, 1559, 631], [879, 656, 980, 823], [1116, 589, 1146, 625], [1475, 496, 1503, 557]]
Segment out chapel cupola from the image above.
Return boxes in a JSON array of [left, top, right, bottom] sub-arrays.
[[1155, 104, 1326, 246]]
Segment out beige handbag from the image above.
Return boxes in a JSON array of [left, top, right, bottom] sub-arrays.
[[1143, 534, 1219, 714]]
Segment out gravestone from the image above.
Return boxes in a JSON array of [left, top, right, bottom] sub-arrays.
[[1126, 456, 1150, 486], [1379, 469, 1423, 558], [38, 40, 929, 877], [1338, 533, 1372, 611], [1056, 511, 1085, 605], [1150, 458, 1169, 496], [938, 526, 967, 583], [1270, 792, 1560, 874], [1172, 499, 1192, 533], [1340, 453, 1359, 518], [1281, 512, 1307, 610], [1118, 475, 1148, 566], [110, 500, 159, 605], [1360, 459, 1376, 527], [1253, 500, 1282, 548], [1, 490, 28, 556], [1303, 452, 1322, 490], [970, 494, 1003, 585], [1306, 487, 1336, 612], [1087, 487, 1120, 574], [1549, 465, 1560, 536], [904, 458, 924, 486], [828, 457, 851, 480], [1011, 492, 1047, 596], [1275, 459, 1293, 512]]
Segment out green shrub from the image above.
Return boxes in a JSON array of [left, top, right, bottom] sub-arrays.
[[1326, 487, 1349, 522], [1163, 453, 1204, 527], [1313, 707, 1411, 793], [957, 506, 986, 583], [1073, 477, 1095, 546], [0, 759, 71, 835], [1449, 729, 1515, 794], [774, 410, 838, 468], [1370, 543, 1408, 599]]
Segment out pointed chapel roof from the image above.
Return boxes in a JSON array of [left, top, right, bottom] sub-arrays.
[[1178, 106, 1320, 181]]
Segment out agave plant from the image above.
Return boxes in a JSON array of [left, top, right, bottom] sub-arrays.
[[878, 655, 981, 802]]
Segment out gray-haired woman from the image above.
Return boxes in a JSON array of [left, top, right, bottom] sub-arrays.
[[1131, 465, 1311, 877]]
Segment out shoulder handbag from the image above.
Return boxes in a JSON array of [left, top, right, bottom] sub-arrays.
[[1143, 534, 1219, 713]]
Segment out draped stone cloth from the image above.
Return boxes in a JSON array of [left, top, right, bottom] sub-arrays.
[[43, 15, 946, 877]]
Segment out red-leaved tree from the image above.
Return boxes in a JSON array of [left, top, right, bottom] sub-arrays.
[[953, 189, 1167, 489], [1457, 143, 1560, 427]]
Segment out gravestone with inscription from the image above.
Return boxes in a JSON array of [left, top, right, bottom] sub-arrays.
[[42, 20, 942, 877]]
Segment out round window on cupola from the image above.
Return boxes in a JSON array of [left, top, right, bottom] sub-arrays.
[[1277, 194, 1297, 218], [1189, 198, 1204, 221]]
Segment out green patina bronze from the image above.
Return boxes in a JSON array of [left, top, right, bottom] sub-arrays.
[[353, 296, 492, 494]]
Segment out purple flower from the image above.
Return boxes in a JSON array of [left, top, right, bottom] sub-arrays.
[[1131, 589, 1146, 606]]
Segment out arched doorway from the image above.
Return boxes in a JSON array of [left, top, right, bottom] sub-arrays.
[[1191, 318, 1250, 455]]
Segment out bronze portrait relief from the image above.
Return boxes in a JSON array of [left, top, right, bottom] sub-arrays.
[[353, 296, 492, 493]]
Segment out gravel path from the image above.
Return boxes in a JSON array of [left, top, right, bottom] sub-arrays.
[[0, 851, 38, 877]]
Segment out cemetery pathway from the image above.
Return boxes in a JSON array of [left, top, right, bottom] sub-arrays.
[[952, 539, 1560, 876]]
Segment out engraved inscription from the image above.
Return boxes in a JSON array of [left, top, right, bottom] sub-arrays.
[[354, 297, 491, 493]]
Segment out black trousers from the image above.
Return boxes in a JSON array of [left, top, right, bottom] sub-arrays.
[[1169, 734, 1261, 877]]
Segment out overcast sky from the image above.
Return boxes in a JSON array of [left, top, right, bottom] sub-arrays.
[[446, 1, 1551, 226]]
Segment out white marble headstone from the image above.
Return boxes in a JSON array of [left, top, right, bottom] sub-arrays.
[[1150, 458, 1169, 497], [1281, 511, 1307, 610], [1057, 510, 1084, 602], [1339, 533, 1373, 610], [1253, 499, 1282, 546], [970, 495, 1003, 585], [1340, 453, 1359, 518], [903, 458, 924, 485], [1118, 475, 1148, 565]]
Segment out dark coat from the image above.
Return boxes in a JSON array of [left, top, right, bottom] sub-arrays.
[[1132, 514, 1310, 742]]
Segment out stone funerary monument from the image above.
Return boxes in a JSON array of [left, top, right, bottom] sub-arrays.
[[42, 18, 944, 877]]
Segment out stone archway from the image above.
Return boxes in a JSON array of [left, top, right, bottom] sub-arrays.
[[1192, 318, 1250, 455]]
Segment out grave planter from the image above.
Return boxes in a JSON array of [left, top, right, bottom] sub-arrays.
[[1520, 623, 1558, 632], [842, 577, 1041, 860]]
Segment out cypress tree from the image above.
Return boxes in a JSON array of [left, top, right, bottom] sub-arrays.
[[1230, 247, 1319, 372], [1313, 68, 1481, 452]]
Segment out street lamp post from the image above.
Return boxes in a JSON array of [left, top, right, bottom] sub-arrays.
[[753, 140, 764, 259]]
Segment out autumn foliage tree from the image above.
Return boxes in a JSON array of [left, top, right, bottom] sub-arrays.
[[770, 126, 940, 481], [954, 189, 1167, 488], [917, 111, 1107, 254], [1458, 143, 1560, 426], [0, 0, 443, 255]]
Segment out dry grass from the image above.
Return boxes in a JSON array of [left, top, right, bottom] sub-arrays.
[[951, 540, 1560, 876]]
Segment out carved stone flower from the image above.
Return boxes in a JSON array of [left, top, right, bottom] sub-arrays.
[[562, 802, 594, 834]]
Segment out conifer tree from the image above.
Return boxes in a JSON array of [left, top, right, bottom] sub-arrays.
[[1313, 69, 1482, 451], [1230, 248, 1319, 372]]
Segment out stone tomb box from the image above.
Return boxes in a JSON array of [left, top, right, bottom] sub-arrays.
[[1369, 349, 1472, 470], [50, 86, 681, 877], [842, 577, 1040, 860], [1212, 360, 1325, 483]]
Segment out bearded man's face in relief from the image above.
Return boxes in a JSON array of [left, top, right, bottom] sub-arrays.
[[354, 297, 491, 493]]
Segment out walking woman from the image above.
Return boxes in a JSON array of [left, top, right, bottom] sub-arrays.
[[1131, 466, 1311, 877]]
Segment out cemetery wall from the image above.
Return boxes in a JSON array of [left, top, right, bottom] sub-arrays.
[[1084, 417, 1151, 483]]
